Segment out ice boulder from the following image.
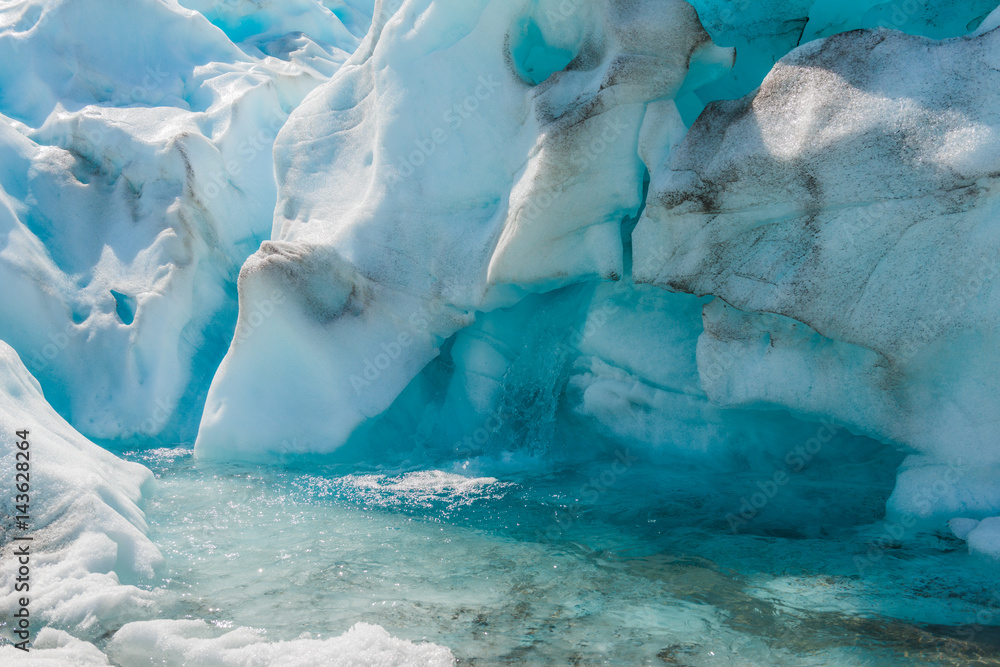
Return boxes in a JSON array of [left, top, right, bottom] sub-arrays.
[[633, 21, 1000, 526], [0, 341, 162, 644], [195, 0, 734, 461], [965, 517, 1000, 561], [947, 516, 1000, 561]]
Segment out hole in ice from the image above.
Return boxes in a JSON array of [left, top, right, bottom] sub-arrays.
[[110, 289, 137, 325], [71, 305, 90, 325], [509, 16, 578, 86]]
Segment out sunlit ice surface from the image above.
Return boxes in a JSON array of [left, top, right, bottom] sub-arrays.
[[121, 443, 1000, 665]]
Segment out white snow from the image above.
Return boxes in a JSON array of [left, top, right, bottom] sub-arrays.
[[107, 619, 455, 666], [0, 341, 162, 641], [0, 628, 110, 666]]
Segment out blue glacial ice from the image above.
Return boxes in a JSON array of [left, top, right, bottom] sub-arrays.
[[192, 0, 1000, 555], [633, 13, 1000, 532], [194, 0, 736, 459], [0, 0, 356, 443], [4, 0, 1000, 663]]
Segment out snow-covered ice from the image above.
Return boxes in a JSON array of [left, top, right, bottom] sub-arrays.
[[106, 620, 454, 667], [0, 341, 161, 640]]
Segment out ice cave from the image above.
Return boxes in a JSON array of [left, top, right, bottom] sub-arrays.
[[2, 0, 1000, 664]]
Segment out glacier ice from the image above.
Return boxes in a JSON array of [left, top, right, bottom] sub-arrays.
[[185, 0, 1000, 556], [686, 0, 1000, 109], [0, 341, 162, 640], [177, 0, 366, 46], [0, 0, 359, 442], [4, 0, 1000, 659], [195, 0, 734, 460], [634, 18, 1000, 528]]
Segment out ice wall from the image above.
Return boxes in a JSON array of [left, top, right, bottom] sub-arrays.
[[194, 0, 735, 460], [191, 0, 1000, 556], [633, 16, 1000, 540]]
